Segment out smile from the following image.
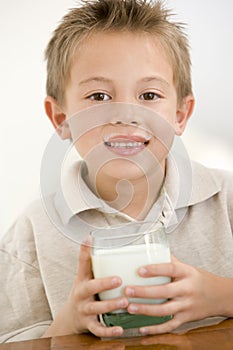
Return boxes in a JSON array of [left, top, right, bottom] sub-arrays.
[[105, 140, 149, 148], [103, 133, 151, 156]]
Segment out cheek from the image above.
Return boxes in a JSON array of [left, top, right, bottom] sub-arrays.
[[149, 138, 171, 166], [154, 96, 178, 126], [74, 129, 102, 158], [156, 111, 177, 132]]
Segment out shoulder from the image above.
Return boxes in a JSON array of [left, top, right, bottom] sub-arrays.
[[190, 161, 233, 206], [209, 167, 233, 211], [192, 161, 233, 190], [209, 166, 233, 186], [0, 197, 53, 266]]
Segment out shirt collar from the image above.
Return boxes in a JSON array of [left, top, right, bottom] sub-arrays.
[[164, 150, 221, 209], [54, 154, 130, 225], [54, 149, 222, 226]]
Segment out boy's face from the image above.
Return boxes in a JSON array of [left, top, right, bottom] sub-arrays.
[[46, 31, 193, 183], [66, 31, 177, 114]]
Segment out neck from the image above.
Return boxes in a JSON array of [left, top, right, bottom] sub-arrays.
[[85, 161, 166, 220]]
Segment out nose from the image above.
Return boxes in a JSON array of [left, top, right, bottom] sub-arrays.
[[107, 103, 143, 126], [110, 120, 139, 125]]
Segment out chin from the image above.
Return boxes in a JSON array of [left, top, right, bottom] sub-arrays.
[[100, 158, 158, 181]]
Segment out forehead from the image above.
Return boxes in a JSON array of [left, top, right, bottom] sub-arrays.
[[69, 30, 174, 82]]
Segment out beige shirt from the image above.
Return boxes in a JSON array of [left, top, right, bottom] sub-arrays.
[[1, 156, 233, 342]]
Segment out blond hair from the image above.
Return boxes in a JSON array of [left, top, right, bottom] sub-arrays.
[[45, 0, 192, 106]]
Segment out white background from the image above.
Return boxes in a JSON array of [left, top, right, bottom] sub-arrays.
[[0, 0, 233, 235]]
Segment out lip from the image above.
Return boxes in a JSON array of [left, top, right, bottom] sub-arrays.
[[103, 133, 151, 156]]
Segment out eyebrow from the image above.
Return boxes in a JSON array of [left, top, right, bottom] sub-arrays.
[[79, 77, 112, 86], [140, 76, 170, 87], [78, 75, 170, 87]]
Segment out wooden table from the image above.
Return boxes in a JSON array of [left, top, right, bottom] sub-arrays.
[[1, 319, 233, 350]]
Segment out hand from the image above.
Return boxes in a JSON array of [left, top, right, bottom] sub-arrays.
[[43, 238, 129, 338], [124, 255, 230, 335]]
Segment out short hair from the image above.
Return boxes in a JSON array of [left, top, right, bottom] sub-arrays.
[[45, 0, 193, 106]]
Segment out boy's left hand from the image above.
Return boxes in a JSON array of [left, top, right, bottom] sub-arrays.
[[124, 255, 231, 335]]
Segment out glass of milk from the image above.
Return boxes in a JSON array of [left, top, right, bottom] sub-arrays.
[[91, 221, 172, 330]]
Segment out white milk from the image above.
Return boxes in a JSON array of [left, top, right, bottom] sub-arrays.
[[92, 243, 171, 307]]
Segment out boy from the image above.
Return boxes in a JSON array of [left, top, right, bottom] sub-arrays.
[[1, 0, 233, 343]]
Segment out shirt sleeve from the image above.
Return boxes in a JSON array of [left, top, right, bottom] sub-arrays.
[[223, 170, 233, 235], [213, 168, 233, 236], [0, 215, 52, 343]]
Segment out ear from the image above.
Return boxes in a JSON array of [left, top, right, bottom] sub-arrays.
[[44, 96, 71, 140], [175, 94, 195, 136]]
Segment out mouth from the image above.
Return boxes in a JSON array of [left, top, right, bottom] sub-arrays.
[[103, 133, 151, 156]]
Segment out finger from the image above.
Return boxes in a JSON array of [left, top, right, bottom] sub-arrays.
[[79, 275, 122, 298], [125, 280, 189, 301], [138, 314, 183, 335], [137, 261, 188, 279], [125, 282, 175, 300], [76, 237, 92, 280], [127, 300, 180, 318], [84, 297, 129, 315], [170, 254, 181, 263], [88, 319, 124, 338]]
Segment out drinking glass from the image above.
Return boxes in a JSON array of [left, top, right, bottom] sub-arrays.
[[91, 221, 172, 331]]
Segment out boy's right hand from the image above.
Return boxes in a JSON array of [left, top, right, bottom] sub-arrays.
[[43, 239, 128, 338]]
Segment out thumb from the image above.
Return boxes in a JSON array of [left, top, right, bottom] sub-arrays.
[[170, 254, 181, 263], [76, 235, 93, 281]]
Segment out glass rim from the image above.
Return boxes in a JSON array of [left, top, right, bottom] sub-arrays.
[[90, 220, 165, 249]]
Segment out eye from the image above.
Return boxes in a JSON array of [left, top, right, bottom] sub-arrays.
[[139, 92, 160, 101], [87, 93, 111, 101]]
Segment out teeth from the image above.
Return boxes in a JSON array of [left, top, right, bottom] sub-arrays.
[[104, 134, 152, 143], [106, 141, 145, 148]]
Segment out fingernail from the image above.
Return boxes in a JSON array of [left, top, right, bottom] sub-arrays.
[[117, 299, 127, 308], [83, 235, 92, 246], [128, 304, 138, 313], [113, 328, 122, 336], [139, 267, 148, 275], [125, 287, 134, 296], [111, 277, 121, 287], [140, 327, 148, 335]]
